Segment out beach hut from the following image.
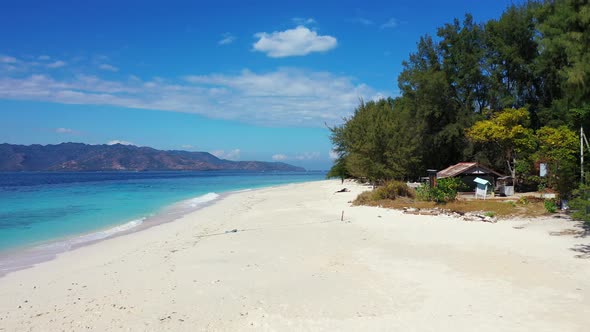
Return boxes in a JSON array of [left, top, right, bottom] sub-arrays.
[[436, 162, 504, 192], [474, 177, 491, 199]]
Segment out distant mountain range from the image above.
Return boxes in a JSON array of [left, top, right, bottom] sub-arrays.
[[0, 143, 305, 172]]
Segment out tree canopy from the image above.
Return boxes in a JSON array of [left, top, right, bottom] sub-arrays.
[[329, 0, 588, 197]]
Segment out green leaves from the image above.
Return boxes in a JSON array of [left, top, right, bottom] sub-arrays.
[[466, 108, 535, 158], [416, 178, 467, 203], [328, 99, 420, 183], [536, 125, 578, 163], [329, 0, 590, 193]]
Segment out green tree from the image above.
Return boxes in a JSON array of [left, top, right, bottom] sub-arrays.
[[438, 14, 488, 113], [466, 108, 536, 186], [397, 35, 471, 172], [484, 4, 539, 112], [328, 99, 420, 184], [536, 0, 590, 129], [326, 156, 350, 183], [535, 125, 579, 198]]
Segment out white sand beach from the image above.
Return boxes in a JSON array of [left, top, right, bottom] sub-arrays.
[[0, 180, 589, 331]]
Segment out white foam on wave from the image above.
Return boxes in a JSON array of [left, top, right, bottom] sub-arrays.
[[0, 218, 147, 275], [185, 192, 220, 207], [70, 218, 145, 245], [232, 188, 252, 193], [2, 193, 224, 275], [35, 218, 145, 251]]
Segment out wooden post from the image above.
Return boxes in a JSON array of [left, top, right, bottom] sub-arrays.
[[341, 210, 344, 221], [427, 169, 438, 188]]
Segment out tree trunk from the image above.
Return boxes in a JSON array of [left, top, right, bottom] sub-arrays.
[[507, 158, 516, 187]]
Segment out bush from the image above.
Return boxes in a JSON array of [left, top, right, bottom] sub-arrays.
[[416, 183, 432, 201], [484, 211, 496, 218], [353, 191, 374, 205], [544, 199, 557, 213], [353, 181, 414, 205], [570, 183, 590, 224], [372, 181, 415, 200], [416, 178, 466, 203]]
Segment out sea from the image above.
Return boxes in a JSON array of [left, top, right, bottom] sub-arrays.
[[0, 171, 326, 274]]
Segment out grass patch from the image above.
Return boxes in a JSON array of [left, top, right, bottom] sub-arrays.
[[484, 211, 496, 218], [353, 181, 415, 205], [353, 192, 550, 218]]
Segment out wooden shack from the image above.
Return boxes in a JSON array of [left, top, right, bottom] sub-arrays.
[[437, 162, 504, 192]]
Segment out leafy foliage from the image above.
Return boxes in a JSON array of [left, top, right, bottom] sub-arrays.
[[372, 181, 415, 200], [330, 1, 588, 196], [326, 157, 349, 182], [353, 181, 415, 205], [466, 108, 535, 185], [570, 183, 590, 224], [416, 178, 467, 203], [544, 199, 557, 213], [329, 99, 420, 183]]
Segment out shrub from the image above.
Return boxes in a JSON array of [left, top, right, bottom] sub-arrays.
[[570, 183, 590, 224], [353, 181, 414, 205], [353, 191, 374, 205], [518, 196, 529, 205], [372, 181, 415, 200], [544, 199, 557, 213], [417, 178, 466, 203], [416, 183, 432, 201], [484, 211, 496, 218]]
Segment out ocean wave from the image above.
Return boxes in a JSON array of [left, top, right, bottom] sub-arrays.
[[71, 218, 145, 245], [36, 218, 145, 251], [185, 192, 220, 207], [2, 193, 222, 274], [231, 188, 252, 193]]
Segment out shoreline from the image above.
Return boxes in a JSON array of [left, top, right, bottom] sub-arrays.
[[1, 180, 589, 331], [0, 191, 222, 277], [0, 181, 314, 277]]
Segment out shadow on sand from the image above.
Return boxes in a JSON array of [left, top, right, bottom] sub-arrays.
[[571, 244, 590, 259], [550, 221, 590, 259]]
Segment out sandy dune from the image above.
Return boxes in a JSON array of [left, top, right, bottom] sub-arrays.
[[0, 180, 589, 331]]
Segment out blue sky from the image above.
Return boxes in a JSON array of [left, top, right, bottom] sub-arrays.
[[0, 0, 521, 170]]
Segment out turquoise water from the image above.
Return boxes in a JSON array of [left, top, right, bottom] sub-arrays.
[[0, 171, 325, 252]]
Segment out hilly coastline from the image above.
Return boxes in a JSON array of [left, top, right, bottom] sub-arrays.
[[0, 143, 305, 172]]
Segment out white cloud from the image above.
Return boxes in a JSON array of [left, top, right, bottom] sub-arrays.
[[0, 55, 17, 63], [182, 68, 383, 126], [272, 152, 320, 161], [99, 64, 119, 72], [38, 55, 51, 60], [211, 150, 224, 158], [225, 149, 240, 160], [294, 152, 320, 160], [218, 32, 236, 45], [329, 150, 339, 160], [107, 140, 134, 146], [381, 18, 399, 29], [272, 154, 288, 161], [253, 26, 337, 57], [211, 149, 241, 160], [181, 144, 194, 149], [0, 54, 383, 127], [292, 17, 316, 26], [47, 60, 66, 68], [55, 127, 79, 134]]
